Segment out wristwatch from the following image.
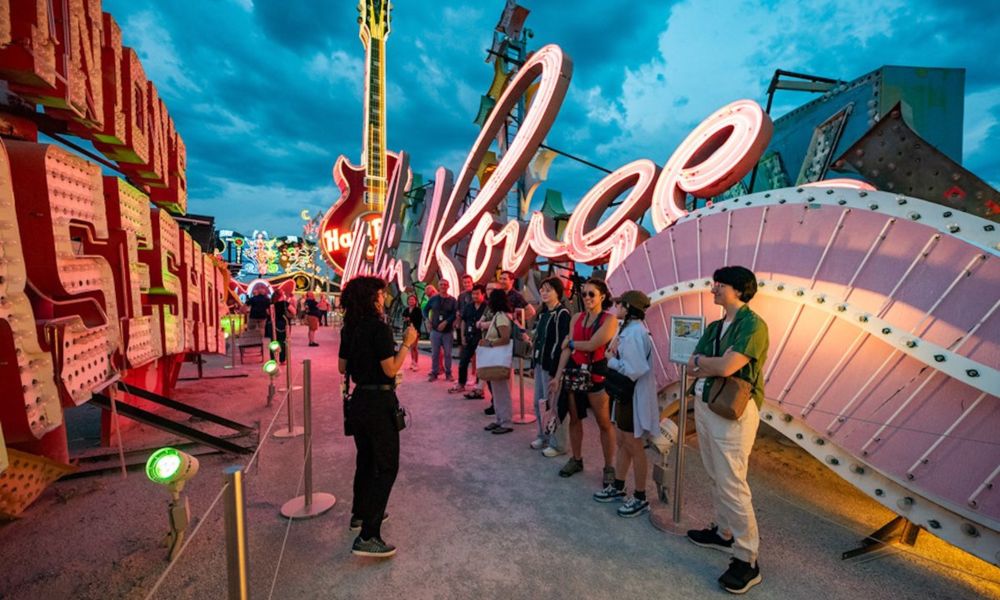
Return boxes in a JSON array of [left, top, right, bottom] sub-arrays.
[[568, 340, 575, 350], [694, 355, 701, 368]]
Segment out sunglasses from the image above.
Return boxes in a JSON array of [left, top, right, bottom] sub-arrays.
[[583, 291, 601, 299]]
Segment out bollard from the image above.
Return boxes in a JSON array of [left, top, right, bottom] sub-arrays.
[[224, 322, 238, 370], [511, 357, 535, 424], [224, 466, 250, 600], [277, 315, 302, 394], [281, 359, 336, 518]]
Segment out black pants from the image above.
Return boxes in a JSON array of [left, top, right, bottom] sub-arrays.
[[458, 337, 479, 386], [349, 390, 400, 540]]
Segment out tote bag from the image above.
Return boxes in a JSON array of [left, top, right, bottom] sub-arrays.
[[476, 315, 513, 381]]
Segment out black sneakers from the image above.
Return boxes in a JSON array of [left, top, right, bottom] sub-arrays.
[[351, 536, 396, 558], [719, 558, 761, 594], [686, 524, 735, 552]]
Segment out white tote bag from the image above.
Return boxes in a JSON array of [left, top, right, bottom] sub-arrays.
[[475, 315, 513, 381]]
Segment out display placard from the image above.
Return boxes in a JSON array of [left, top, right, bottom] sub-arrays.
[[669, 315, 705, 364]]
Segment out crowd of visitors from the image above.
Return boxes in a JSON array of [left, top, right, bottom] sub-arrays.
[[338, 266, 769, 594]]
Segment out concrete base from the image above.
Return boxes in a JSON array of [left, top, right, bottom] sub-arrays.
[[280, 493, 336, 520]]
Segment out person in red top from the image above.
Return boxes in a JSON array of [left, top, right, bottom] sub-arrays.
[[550, 278, 619, 483]]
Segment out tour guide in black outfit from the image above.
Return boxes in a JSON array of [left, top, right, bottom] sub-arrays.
[[339, 276, 418, 558]]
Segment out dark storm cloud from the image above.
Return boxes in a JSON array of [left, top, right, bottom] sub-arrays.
[[101, 0, 999, 235]]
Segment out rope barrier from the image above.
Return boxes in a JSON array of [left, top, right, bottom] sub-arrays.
[[267, 437, 312, 600], [142, 360, 305, 598], [143, 482, 231, 600]]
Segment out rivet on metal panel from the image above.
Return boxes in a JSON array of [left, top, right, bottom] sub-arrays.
[[764, 193, 771, 198], [934, 354, 946, 363], [897, 496, 914, 509], [942, 211, 953, 218], [744, 201, 752, 206], [961, 523, 980, 537], [836, 304, 847, 312], [815, 296, 825, 304], [905, 340, 917, 348], [928, 520, 941, 530], [814, 437, 825, 446], [687, 283, 694, 288], [795, 433, 804, 440], [826, 189, 835, 195], [908, 212, 921, 220], [875, 488, 884, 497], [782, 414, 792, 422], [778, 199, 786, 204], [776, 284, 784, 291], [947, 224, 960, 233], [837, 199, 846, 205], [849, 464, 866, 475], [763, 413, 772, 421], [758, 281, 765, 287], [826, 456, 839, 466], [795, 289, 804, 297], [672, 286, 679, 292], [985, 224, 995, 232], [868, 203, 879, 210], [881, 327, 891, 335], [966, 369, 980, 378], [897, 198, 907, 205], [858, 191, 868, 197], [796, 187, 804, 193]]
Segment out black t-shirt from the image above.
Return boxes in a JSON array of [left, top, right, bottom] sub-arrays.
[[306, 299, 322, 317], [246, 295, 271, 319], [404, 306, 423, 331], [461, 302, 487, 339], [273, 301, 290, 330], [339, 318, 396, 386]]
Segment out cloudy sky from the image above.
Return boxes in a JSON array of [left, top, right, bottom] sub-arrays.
[[101, 0, 999, 237]]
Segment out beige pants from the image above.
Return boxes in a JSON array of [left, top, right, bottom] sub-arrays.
[[694, 396, 760, 563]]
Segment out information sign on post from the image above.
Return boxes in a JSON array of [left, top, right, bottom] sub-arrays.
[[669, 315, 705, 365]]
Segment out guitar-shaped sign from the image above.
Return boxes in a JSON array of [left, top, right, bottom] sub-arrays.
[[319, 0, 408, 273]]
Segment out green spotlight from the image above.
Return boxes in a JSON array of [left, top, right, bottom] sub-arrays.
[[146, 447, 199, 494], [269, 340, 281, 351], [263, 359, 279, 376]]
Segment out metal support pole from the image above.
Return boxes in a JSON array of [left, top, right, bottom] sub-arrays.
[[224, 324, 238, 370], [223, 466, 250, 600], [672, 365, 689, 525], [511, 357, 535, 424], [281, 360, 336, 518], [273, 365, 304, 439], [278, 316, 302, 393]]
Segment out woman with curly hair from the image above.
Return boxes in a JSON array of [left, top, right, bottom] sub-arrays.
[[338, 276, 417, 558]]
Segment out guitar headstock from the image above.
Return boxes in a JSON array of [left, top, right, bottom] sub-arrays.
[[358, 0, 391, 47]]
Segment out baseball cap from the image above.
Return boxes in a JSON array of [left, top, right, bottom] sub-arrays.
[[615, 290, 651, 311]]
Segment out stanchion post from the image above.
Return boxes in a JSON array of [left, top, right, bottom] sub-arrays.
[[511, 311, 535, 425], [281, 359, 336, 518], [223, 466, 250, 600], [278, 315, 302, 393], [672, 365, 689, 525]]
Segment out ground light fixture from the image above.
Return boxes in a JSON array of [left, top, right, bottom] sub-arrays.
[[264, 359, 280, 405], [146, 447, 200, 561], [269, 340, 281, 352]]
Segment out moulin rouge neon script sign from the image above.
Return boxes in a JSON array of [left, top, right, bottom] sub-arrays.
[[353, 44, 868, 289]]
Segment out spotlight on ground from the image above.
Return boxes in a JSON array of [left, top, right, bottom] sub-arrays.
[[146, 447, 200, 561], [146, 447, 200, 497], [263, 359, 280, 375], [269, 340, 281, 352]]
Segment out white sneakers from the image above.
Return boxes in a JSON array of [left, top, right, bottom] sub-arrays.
[[542, 446, 565, 458], [530, 436, 546, 450]]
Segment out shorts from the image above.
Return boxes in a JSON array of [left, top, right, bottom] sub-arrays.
[[307, 316, 320, 331], [612, 396, 634, 434]]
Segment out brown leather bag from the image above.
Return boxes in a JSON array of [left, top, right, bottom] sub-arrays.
[[707, 375, 753, 420], [706, 319, 756, 420]]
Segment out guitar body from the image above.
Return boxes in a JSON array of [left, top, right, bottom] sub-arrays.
[[319, 151, 402, 272]]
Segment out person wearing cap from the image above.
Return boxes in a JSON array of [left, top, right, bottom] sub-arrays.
[[593, 290, 658, 518]]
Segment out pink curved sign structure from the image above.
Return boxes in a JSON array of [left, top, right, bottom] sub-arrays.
[[606, 187, 1000, 566]]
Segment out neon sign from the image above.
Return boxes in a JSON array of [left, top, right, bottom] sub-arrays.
[[410, 44, 870, 291]]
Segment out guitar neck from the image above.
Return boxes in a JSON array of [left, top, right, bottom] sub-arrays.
[[363, 37, 388, 213]]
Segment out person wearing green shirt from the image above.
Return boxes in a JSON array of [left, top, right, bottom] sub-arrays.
[[685, 266, 769, 595]]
